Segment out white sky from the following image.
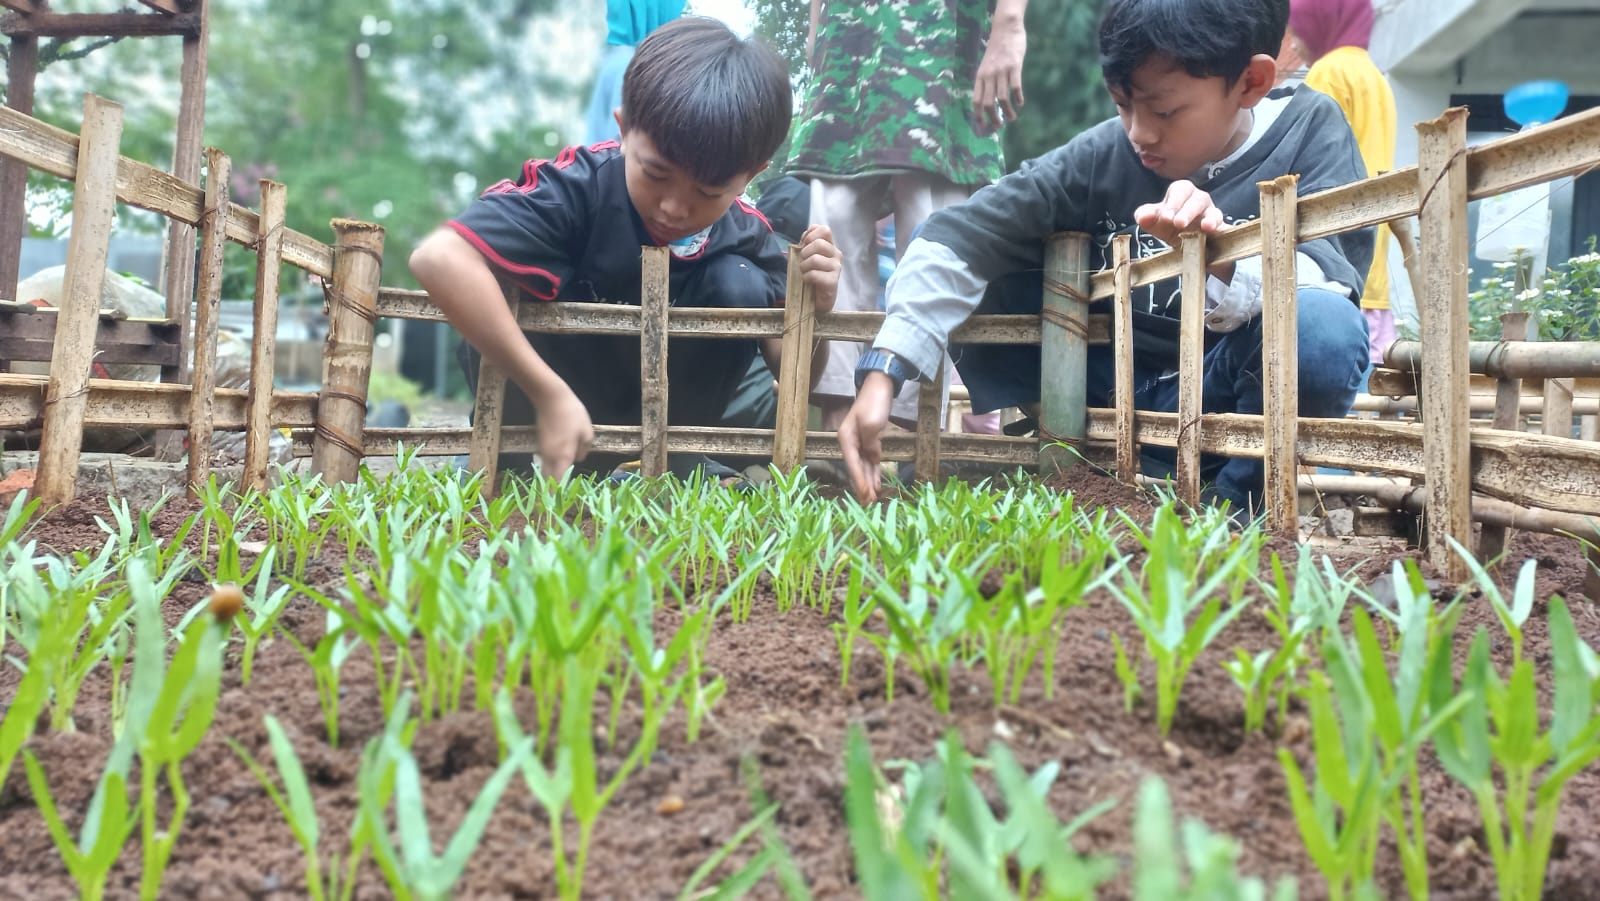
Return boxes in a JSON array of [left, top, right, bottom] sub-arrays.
[[690, 0, 757, 37]]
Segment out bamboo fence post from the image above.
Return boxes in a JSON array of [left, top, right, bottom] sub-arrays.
[[1544, 377, 1575, 439], [1176, 231, 1206, 506], [1040, 232, 1090, 473], [311, 219, 385, 485], [638, 245, 670, 478], [242, 178, 286, 492], [0, 28, 39, 301], [1416, 107, 1472, 581], [1260, 175, 1300, 531], [155, 0, 210, 463], [1479, 310, 1529, 560], [1113, 234, 1138, 484], [1389, 215, 1426, 314], [185, 147, 230, 495], [914, 359, 944, 483], [466, 289, 520, 495], [36, 93, 123, 506], [772, 243, 816, 473]]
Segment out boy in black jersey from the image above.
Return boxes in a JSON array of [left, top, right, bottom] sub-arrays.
[[411, 17, 841, 480]]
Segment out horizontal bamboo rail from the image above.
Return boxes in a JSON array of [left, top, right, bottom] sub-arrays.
[[0, 102, 334, 277], [1302, 474, 1600, 545], [1384, 340, 1600, 380]]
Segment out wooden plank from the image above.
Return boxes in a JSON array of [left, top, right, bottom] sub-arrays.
[[1039, 232, 1090, 473], [373, 287, 1109, 346], [36, 94, 123, 506], [242, 179, 285, 492], [184, 148, 229, 495], [0, 104, 335, 277], [0, 311, 180, 366], [465, 289, 518, 493], [0, 2, 41, 14], [638, 246, 669, 478], [914, 360, 943, 483], [1112, 234, 1137, 484], [0, 30, 38, 302], [311, 220, 385, 485], [1, 11, 201, 37], [1175, 231, 1205, 506], [156, 0, 209, 464], [1416, 107, 1473, 580], [1479, 311, 1529, 560], [0, 373, 317, 430], [772, 244, 816, 473], [1259, 175, 1300, 532]]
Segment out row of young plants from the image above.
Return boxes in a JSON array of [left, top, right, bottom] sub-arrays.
[[2, 456, 1599, 899]]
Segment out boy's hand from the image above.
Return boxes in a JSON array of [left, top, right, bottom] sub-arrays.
[[798, 224, 841, 314], [1133, 180, 1227, 248], [837, 372, 894, 502], [532, 384, 595, 479]]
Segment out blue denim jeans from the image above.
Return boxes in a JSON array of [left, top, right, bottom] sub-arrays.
[[956, 286, 1368, 514]]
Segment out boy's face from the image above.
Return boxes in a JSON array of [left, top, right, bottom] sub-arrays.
[[1107, 54, 1277, 181], [616, 122, 766, 245]]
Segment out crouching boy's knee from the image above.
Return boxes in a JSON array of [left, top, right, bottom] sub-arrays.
[[1295, 288, 1370, 417]]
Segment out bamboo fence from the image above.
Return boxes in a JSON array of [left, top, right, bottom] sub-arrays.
[[2, 93, 1600, 587]]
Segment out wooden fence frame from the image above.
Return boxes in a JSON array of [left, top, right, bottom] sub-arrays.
[[2, 94, 1599, 585]]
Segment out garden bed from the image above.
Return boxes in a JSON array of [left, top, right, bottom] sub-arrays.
[[0, 460, 1597, 900]]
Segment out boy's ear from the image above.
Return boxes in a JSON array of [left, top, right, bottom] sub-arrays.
[[1236, 54, 1279, 108], [613, 108, 626, 135]]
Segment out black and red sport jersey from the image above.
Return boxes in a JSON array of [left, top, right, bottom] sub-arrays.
[[447, 141, 787, 307]]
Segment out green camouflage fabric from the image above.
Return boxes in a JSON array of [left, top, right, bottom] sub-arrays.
[[786, 0, 1005, 185]]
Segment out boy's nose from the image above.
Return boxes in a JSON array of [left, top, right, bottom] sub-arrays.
[[659, 193, 689, 219], [1127, 113, 1158, 148]]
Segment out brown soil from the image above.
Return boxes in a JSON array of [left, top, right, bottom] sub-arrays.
[[2, 469, 1598, 901]]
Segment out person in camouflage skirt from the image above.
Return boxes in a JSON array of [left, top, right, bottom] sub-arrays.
[[789, 0, 1028, 430]]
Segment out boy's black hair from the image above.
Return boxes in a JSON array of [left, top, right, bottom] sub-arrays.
[[1098, 0, 1289, 93], [621, 17, 791, 186]]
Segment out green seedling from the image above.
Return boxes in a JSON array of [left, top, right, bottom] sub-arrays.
[[1, 593, 62, 795], [1109, 504, 1261, 734], [858, 545, 985, 714], [278, 610, 357, 747], [1226, 553, 1316, 734], [1428, 595, 1600, 901], [1132, 776, 1297, 901], [228, 546, 294, 684], [228, 716, 366, 901], [22, 754, 136, 901]]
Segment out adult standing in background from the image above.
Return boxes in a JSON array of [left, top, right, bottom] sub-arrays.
[[584, 0, 687, 144], [788, 0, 1028, 431], [1290, 0, 1396, 365]]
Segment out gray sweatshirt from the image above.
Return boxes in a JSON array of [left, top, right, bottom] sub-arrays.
[[876, 86, 1375, 379]]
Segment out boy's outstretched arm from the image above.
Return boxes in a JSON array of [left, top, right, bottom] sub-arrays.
[[409, 229, 595, 478], [974, 0, 1028, 133]]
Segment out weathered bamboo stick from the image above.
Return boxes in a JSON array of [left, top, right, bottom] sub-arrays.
[[1416, 107, 1473, 581], [1175, 230, 1205, 505], [772, 244, 816, 473], [1384, 339, 1600, 380], [242, 178, 285, 492], [161, 0, 208, 443], [914, 359, 943, 483], [1544, 377, 1575, 439], [1388, 215, 1425, 313], [1349, 394, 1599, 416], [35, 94, 123, 506], [0, 30, 38, 302], [1260, 175, 1300, 531], [1112, 234, 1137, 485], [466, 288, 519, 495], [1480, 310, 1529, 560], [1039, 232, 1090, 473], [185, 147, 230, 496], [311, 219, 385, 485], [638, 246, 670, 478]]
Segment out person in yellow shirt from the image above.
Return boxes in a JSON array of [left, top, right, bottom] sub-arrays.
[[1291, 0, 1397, 366]]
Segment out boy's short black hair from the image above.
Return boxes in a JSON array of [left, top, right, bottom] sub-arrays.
[[621, 17, 791, 186], [1098, 0, 1289, 93]]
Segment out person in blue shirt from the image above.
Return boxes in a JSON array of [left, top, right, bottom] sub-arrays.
[[585, 0, 687, 144]]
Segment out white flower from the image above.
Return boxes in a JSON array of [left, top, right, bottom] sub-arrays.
[[1517, 288, 1541, 302]]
